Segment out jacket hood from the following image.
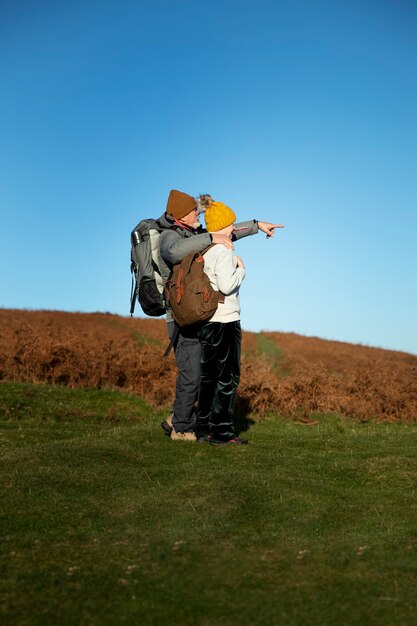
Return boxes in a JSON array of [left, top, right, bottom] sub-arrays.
[[158, 212, 173, 229]]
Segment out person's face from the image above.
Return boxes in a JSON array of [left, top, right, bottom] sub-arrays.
[[180, 206, 201, 229]]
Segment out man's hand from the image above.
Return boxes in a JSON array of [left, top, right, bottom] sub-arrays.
[[212, 233, 234, 249], [257, 221, 285, 238]]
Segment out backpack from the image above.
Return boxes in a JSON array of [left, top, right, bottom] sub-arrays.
[[165, 245, 224, 327], [130, 219, 166, 317]]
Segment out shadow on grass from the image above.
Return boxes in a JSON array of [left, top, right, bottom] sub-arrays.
[[234, 396, 256, 435]]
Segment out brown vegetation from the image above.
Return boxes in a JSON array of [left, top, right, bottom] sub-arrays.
[[0, 309, 416, 421]]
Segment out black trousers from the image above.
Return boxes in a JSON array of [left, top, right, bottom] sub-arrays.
[[196, 321, 242, 442]]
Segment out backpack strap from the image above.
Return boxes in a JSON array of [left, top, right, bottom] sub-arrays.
[[163, 323, 180, 358], [130, 257, 138, 317], [201, 243, 216, 255]]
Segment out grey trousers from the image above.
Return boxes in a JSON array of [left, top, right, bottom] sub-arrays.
[[167, 321, 201, 433]]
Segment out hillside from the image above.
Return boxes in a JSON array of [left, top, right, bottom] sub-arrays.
[[0, 309, 416, 421]]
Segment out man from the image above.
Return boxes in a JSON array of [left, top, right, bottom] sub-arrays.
[[158, 189, 283, 441]]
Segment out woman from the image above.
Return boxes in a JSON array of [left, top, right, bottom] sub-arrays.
[[196, 201, 248, 446]]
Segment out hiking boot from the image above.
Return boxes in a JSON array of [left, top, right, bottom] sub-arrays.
[[209, 437, 249, 446], [161, 413, 173, 435], [170, 429, 196, 442]]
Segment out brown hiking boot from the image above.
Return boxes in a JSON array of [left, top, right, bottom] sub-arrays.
[[170, 429, 196, 442]]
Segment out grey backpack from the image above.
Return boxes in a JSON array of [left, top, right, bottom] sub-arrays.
[[130, 219, 166, 317]]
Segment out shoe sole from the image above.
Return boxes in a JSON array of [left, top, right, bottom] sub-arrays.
[[209, 439, 249, 446], [161, 421, 173, 435]]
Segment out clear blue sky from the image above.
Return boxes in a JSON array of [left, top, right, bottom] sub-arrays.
[[1, 0, 416, 354]]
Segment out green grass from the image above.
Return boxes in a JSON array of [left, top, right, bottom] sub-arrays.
[[1, 382, 417, 625], [108, 317, 163, 346], [256, 333, 286, 375]]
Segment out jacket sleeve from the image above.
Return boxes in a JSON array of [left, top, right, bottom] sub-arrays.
[[214, 248, 246, 295], [232, 219, 259, 241], [160, 230, 212, 265]]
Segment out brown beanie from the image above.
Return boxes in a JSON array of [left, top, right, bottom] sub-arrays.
[[166, 189, 197, 220]]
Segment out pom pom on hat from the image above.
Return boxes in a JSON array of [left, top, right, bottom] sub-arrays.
[[166, 189, 197, 220], [204, 201, 236, 232]]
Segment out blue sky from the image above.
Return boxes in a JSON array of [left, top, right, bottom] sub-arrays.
[[1, 0, 416, 354]]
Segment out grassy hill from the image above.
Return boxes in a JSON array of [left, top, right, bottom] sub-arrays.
[[1, 382, 417, 625], [2, 311, 417, 624], [1, 309, 416, 421]]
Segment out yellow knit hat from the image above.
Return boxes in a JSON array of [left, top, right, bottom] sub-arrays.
[[204, 201, 236, 232]]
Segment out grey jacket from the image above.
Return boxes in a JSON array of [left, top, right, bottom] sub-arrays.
[[159, 213, 258, 274]]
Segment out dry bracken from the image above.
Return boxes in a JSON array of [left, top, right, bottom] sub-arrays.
[[0, 309, 416, 421]]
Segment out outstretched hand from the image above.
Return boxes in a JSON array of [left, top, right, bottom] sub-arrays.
[[211, 233, 235, 249], [258, 221, 285, 238]]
